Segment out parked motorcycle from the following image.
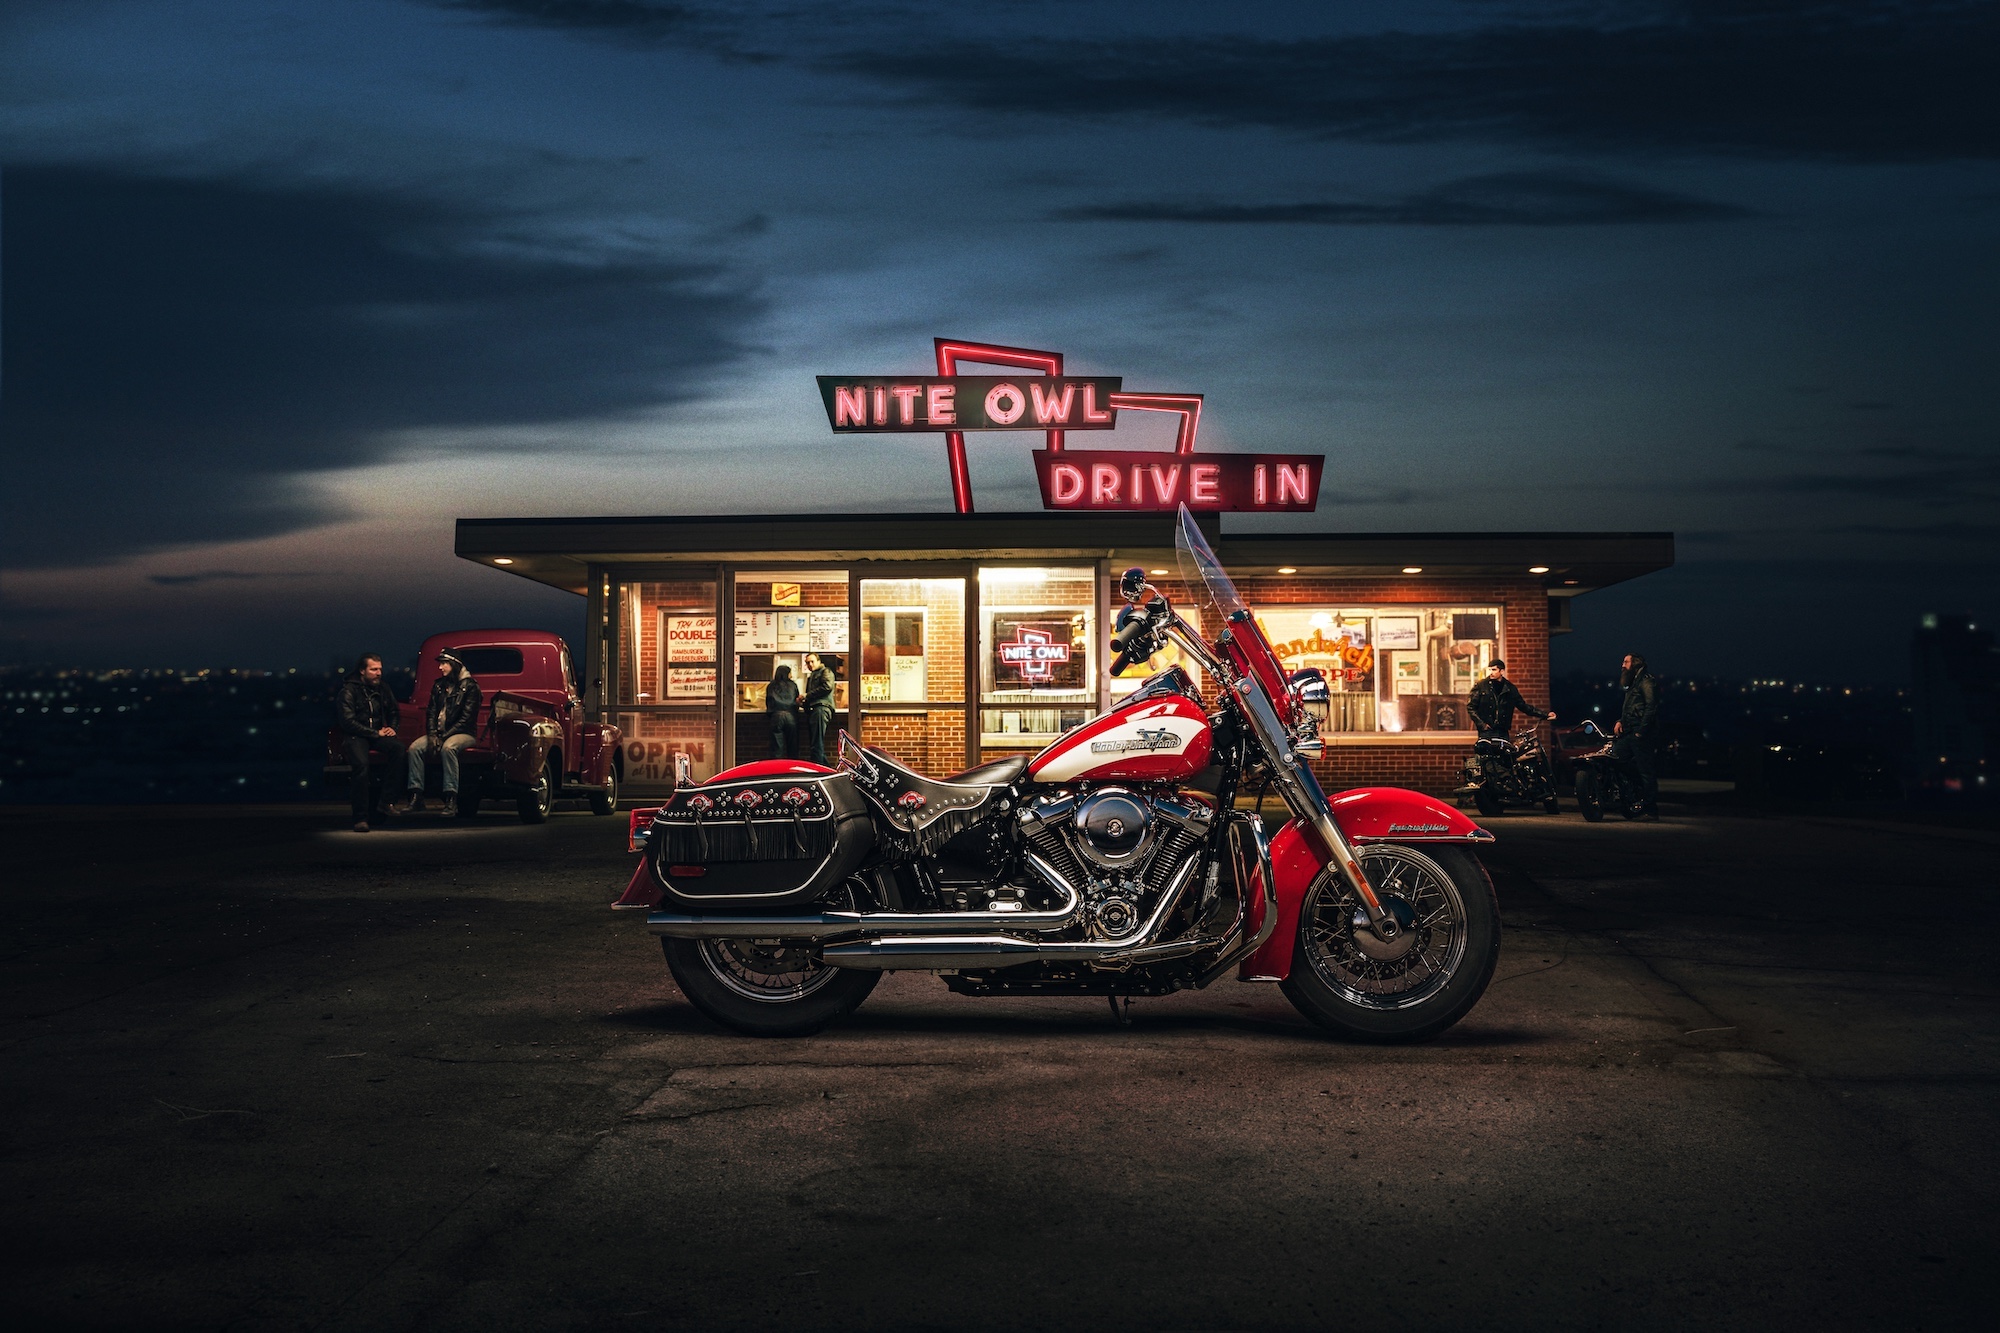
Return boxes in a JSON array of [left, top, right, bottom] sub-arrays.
[[1566, 720, 1648, 822], [617, 506, 1501, 1043], [1459, 725, 1561, 817]]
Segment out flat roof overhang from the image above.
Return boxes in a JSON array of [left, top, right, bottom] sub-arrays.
[[455, 512, 1672, 598]]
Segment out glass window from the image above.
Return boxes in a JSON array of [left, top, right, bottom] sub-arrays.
[[859, 578, 967, 775], [614, 709, 717, 787], [614, 579, 717, 707], [454, 647, 524, 678], [1253, 605, 1502, 734], [979, 567, 1095, 748]]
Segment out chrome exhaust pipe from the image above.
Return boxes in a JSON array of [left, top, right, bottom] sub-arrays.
[[648, 853, 1082, 940]]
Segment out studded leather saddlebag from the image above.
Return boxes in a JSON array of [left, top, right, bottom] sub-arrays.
[[647, 771, 874, 908]]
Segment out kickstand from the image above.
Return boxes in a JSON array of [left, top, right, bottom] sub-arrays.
[[1108, 995, 1134, 1027]]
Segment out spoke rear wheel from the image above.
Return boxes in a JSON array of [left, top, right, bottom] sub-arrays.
[[662, 936, 878, 1036], [1280, 844, 1500, 1043]]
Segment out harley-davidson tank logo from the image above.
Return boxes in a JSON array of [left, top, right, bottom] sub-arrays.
[[1387, 822, 1450, 834], [1089, 726, 1183, 754]]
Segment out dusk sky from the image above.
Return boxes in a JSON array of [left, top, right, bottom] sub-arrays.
[[3, 0, 1995, 681]]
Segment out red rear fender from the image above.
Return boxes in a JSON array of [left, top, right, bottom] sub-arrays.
[[1238, 788, 1490, 981], [706, 759, 837, 783]]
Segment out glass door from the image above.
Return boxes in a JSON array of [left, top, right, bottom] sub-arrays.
[[731, 569, 850, 766]]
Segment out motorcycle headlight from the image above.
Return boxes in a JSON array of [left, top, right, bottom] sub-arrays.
[[1288, 667, 1331, 725]]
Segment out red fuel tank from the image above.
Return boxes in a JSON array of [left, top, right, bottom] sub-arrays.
[[1027, 693, 1212, 784]]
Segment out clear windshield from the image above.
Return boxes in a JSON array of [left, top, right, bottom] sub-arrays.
[[1174, 505, 1247, 630]]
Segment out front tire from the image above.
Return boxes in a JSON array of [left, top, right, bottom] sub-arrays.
[[661, 937, 879, 1037], [517, 759, 555, 824], [1280, 844, 1501, 1043], [589, 764, 618, 816], [1472, 785, 1503, 817], [1574, 770, 1605, 822]]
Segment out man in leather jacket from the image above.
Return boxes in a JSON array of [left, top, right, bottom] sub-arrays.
[[800, 652, 838, 765], [398, 649, 482, 816], [1467, 659, 1555, 741], [336, 653, 404, 832], [1614, 652, 1661, 819]]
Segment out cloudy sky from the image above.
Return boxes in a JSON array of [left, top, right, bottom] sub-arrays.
[[2, 0, 1995, 679]]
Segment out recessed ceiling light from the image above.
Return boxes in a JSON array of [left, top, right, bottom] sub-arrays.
[[1402, 566, 1422, 574], [1529, 565, 1549, 574], [493, 558, 514, 565], [1278, 566, 1297, 575], [1563, 579, 1579, 585], [1149, 568, 1169, 575]]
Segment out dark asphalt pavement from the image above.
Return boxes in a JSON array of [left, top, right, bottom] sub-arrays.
[[1, 802, 1995, 1331]]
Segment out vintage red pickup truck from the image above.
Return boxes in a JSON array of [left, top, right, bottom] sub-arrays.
[[324, 629, 625, 823]]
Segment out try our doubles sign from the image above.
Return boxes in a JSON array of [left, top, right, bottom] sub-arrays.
[[817, 338, 1323, 514]]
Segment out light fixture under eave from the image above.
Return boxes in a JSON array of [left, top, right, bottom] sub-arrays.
[[1149, 568, 1169, 575], [493, 558, 514, 565], [1401, 566, 1422, 574], [1278, 566, 1297, 575], [1529, 565, 1549, 574]]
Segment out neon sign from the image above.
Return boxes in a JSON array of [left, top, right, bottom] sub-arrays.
[[997, 626, 1072, 681], [817, 338, 1323, 514]]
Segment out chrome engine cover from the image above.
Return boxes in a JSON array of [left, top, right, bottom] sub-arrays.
[[1071, 787, 1153, 870]]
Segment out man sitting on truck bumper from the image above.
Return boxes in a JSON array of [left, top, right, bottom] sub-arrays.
[[399, 650, 481, 816]]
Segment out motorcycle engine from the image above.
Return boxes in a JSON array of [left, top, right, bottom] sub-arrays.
[[1018, 788, 1213, 943]]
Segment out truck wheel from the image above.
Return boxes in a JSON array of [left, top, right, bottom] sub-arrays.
[[1574, 770, 1605, 822], [517, 759, 555, 824], [589, 764, 618, 816]]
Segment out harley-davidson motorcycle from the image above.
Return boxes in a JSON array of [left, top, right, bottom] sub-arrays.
[[1459, 726, 1562, 817], [615, 507, 1501, 1042], [1566, 720, 1650, 822]]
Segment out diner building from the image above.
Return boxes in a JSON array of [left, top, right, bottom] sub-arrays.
[[456, 512, 1672, 796]]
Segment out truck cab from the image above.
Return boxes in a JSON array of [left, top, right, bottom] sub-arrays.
[[327, 629, 627, 823]]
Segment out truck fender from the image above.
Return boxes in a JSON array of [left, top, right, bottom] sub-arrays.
[[1237, 787, 1491, 981], [577, 723, 619, 785], [495, 715, 558, 787]]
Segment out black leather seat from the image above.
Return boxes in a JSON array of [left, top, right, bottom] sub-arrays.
[[945, 753, 1030, 787]]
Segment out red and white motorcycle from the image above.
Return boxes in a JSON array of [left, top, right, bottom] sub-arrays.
[[617, 506, 1500, 1040]]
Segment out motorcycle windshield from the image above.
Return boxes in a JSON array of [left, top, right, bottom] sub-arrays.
[[1174, 505, 1293, 712], [1174, 505, 1247, 629]]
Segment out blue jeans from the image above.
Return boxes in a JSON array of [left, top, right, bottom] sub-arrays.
[[407, 733, 474, 793]]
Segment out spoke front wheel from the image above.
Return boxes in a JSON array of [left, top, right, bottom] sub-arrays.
[[1281, 844, 1500, 1043]]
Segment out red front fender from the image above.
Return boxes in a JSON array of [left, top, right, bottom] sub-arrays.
[[1238, 787, 1491, 981]]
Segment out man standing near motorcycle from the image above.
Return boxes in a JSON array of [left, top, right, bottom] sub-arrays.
[[1613, 652, 1661, 820], [1468, 660, 1556, 740]]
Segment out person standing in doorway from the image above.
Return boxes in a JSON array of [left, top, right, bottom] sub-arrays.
[[766, 663, 800, 758], [801, 651, 838, 765], [336, 653, 404, 832], [1614, 652, 1661, 820], [398, 649, 482, 816]]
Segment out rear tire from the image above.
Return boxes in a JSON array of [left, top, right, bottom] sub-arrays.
[[1574, 770, 1605, 822], [517, 759, 555, 824], [1280, 844, 1501, 1044], [662, 937, 879, 1037], [589, 764, 618, 816], [1471, 785, 1503, 817]]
